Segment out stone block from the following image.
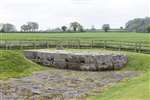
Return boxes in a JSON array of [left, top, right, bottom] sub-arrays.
[[24, 50, 128, 71]]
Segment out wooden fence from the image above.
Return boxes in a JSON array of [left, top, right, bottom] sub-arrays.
[[0, 40, 150, 54]]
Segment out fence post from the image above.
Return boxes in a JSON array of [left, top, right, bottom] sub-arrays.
[[55, 40, 57, 48], [119, 41, 121, 51], [33, 41, 36, 49], [50, 40, 52, 48], [7, 41, 11, 50], [91, 40, 93, 48], [135, 43, 137, 52], [67, 40, 69, 48], [49, 41, 51, 48], [104, 40, 107, 49], [5, 40, 7, 50], [71, 40, 73, 48], [138, 42, 141, 53], [20, 41, 23, 50], [78, 40, 80, 49], [46, 41, 49, 49], [8, 43, 12, 50]]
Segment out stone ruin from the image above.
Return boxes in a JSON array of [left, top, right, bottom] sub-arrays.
[[24, 50, 128, 71]]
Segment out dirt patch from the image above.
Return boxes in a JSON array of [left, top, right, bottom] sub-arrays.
[[0, 68, 140, 100]]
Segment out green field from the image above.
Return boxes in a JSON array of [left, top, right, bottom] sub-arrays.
[[1, 32, 150, 42]]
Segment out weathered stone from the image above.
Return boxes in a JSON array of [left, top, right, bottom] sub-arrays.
[[24, 50, 128, 71], [0, 70, 140, 99]]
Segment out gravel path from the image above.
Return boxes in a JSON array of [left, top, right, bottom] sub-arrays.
[[0, 68, 140, 100]]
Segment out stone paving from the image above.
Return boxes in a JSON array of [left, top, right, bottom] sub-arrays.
[[0, 68, 140, 100]]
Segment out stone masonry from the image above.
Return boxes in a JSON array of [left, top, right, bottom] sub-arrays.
[[24, 50, 128, 71]]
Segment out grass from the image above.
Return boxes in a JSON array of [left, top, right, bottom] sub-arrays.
[[124, 52, 150, 71], [56, 48, 150, 100], [0, 48, 150, 99], [0, 50, 45, 80], [85, 50, 150, 100], [1, 32, 150, 42], [88, 72, 150, 100], [0, 32, 149, 99]]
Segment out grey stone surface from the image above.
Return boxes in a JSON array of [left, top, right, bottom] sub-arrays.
[[24, 50, 128, 71], [0, 70, 140, 100]]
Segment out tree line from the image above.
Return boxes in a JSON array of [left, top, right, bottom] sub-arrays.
[[0, 21, 119, 33], [21, 22, 39, 32], [125, 17, 150, 33], [0, 17, 150, 33]]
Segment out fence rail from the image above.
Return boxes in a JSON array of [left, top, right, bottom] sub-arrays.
[[0, 40, 150, 54]]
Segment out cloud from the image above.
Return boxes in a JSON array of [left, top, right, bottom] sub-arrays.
[[0, 0, 149, 30]]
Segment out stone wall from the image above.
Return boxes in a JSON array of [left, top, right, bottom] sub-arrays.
[[24, 50, 128, 71]]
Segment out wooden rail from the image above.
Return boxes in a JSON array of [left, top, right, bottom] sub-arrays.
[[0, 40, 150, 54]]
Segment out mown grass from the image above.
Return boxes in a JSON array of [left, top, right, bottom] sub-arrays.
[[87, 50, 150, 100], [88, 72, 150, 100], [124, 52, 150, 71], [0, 50, 45, 80], [1, 32, 150, 42]]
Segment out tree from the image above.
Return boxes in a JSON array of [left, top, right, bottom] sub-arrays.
[[21, 24, 26, 32], [120, 27, 123, 29], [26, 24, 32, 32], [61, 26, 67, 32], [21, 22, 38, 32], [145, 24, 150, 33], [126, 17, 150, 32], [1, 23, 16, 32], [102, 24, 110, 32], [0, 23, 3, 32], [79, 25, 84, 32], [27, 22, 39, 32], [20, 24, 32, 32], [70, 22, 82, 32], [91, 25, 96, 31]]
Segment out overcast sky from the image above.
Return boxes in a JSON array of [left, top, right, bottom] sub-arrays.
[[0, 0, 149, 30]]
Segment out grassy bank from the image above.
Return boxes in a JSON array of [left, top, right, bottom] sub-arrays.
[[0, 50, 44, 80], [124, 52, 150, 71], [87, 50, 150, 100], [89, 72, 150, 100]]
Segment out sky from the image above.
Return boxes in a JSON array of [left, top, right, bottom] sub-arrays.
[[0, 0, 149, 30]]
